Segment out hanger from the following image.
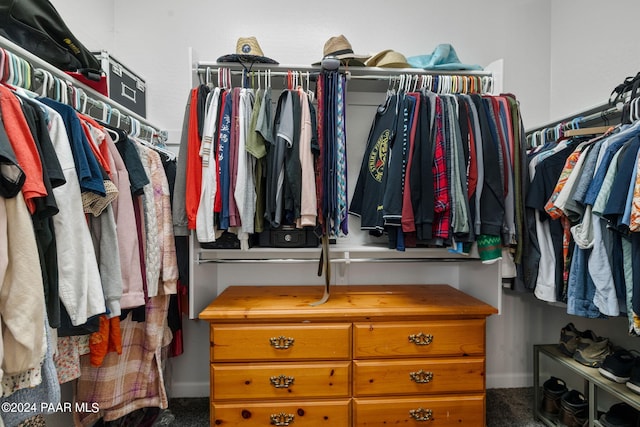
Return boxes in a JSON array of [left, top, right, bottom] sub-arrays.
[[79, 90, 88, 114], [564, 126, 612, 137], [104, 127, 120, 142], [306, 72, 315, 102], [205, 67, 214, 88], [102, 101, 112, 124], [132, 118, 175, 160], [113, 108, 122, 129]]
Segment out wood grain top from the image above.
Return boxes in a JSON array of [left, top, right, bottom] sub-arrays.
[[199, 284, 497, 322]]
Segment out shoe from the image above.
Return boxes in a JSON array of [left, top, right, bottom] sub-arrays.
[[599, 402, 640, 427], [626, 357, 640, 395], [540, 376, 568, 419], [573, 331, 611, 368], [558, 390, 588, 427], [559, 323, 585, 356], [599, 349, 637, 383]]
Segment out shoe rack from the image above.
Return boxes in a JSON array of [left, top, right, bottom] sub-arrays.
[[534, 344, 640, 426]]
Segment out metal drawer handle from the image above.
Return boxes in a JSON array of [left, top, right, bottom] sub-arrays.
[[409, 408, 433, 421], [270, 375, 295, 388], [269, 336, 295, 349], [408, 332, 433, 346], [270, 412, 295, 426], [409, 370, 434, 384]]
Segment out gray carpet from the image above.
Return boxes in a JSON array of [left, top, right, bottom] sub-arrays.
[[164, 388, 544, 426], [486, 387, 545, 427]]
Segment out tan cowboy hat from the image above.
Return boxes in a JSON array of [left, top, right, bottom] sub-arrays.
[[365, 49, 412, 68], [314, 35, 369, 66], [218, 36, 278, 64]]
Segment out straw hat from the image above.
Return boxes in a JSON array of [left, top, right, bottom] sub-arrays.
[[217, 36, 278, 64], [314, 35, 369, 66], [366, 49, 412, 68]]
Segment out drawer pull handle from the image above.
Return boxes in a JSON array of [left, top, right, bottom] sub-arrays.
[[409, 370, 434, 384], [270, 374, 295, 388], [408, 332, 433, 346], [270, 336, 295, 349], [270, 412, 295, 425], [409, 408, 433, 422]]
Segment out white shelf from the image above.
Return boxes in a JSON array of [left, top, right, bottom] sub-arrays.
[[196, 242, 480, 264]]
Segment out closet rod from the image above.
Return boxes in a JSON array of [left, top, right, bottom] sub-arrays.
[[196, 256, 479, 265], [525, 101, 622, 136], [0, 35, 163, 137], [195, 62, 493, 78]]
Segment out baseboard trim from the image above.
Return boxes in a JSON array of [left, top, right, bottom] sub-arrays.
[[487, 372, 532, 389], [167, 381, 209, 398]]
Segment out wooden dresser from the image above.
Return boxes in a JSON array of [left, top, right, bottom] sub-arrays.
[[199, 284, 497, 426]]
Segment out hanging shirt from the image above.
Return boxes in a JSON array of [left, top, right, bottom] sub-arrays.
[[265, 90, 292, 228], [184, 87, 203, 230], [410, 92, 434, 242], [196, 87, 221, 243], [217, 90, 233, 230], [0, 86, 47, 213], [432, 96, 450, 242], [297, 89, 317, 228], [383, 91, 411, 227], [39, 97, 105, 197], [235, 88, 256, 248], [349, 93, 398, 234], [0, 118, 24, 198]]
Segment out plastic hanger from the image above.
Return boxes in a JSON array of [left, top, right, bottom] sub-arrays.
[[0, 49, 6, 83], [102, 101, 112, 124], [79, 90, 88, 114], [306, 72, 315, 102], [105, 127, 120, 143], [113, 108, 122, 129]]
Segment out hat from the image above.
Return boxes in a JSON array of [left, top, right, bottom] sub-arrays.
[[314, 35, 369, 66], [407, 43, 482, 71], [217, 36, 279, 64], [365, 49, 412, 68]]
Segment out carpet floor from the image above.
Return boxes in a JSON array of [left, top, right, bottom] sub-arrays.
[[160, 387, 545, 426]]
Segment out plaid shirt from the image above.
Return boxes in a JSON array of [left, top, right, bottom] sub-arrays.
[[432, 97, 450, 240]]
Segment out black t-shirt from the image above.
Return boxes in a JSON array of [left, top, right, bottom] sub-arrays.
[[526, 143, 576, 302], [113, 132, 150, 195], [0, 115, 25, 198], [349, 94, 398, 233]]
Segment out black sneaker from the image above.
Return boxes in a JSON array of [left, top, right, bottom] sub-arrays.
[[540, 376, 568, 419], [599, 349, 637, 383], [558, 390, 588, 427], [599, 402, 640, 427], [626, 357, 640, 395]]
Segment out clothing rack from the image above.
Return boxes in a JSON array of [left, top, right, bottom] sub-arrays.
[[524, 101, 623, 147], [194, 61, 494, 94], [0, 35, 165, 142]]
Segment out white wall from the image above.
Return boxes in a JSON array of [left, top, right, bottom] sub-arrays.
[[44, 0, 640, 399], [548, 0, 640, 121], [52, 0, 552, 143]]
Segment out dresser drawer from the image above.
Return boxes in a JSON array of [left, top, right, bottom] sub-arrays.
[[211, 323, 351, 361], [212, 361, 351, 400], [212, 399, 351, 426], [353, 320, 485, 358], [353, 395, 485, 426], [353, 357, 485, 396]]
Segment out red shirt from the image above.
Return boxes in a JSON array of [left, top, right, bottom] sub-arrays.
[[185, 88, 203, 230], [0, 85, 46, 213]]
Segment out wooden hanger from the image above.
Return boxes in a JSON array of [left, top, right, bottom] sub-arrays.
[[564, 126, 612, 137]]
